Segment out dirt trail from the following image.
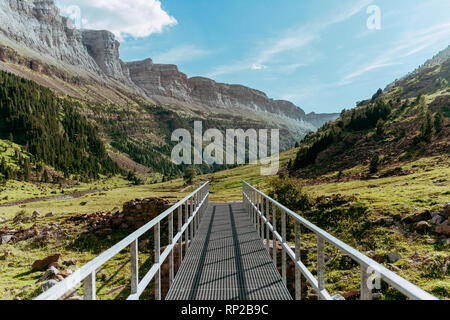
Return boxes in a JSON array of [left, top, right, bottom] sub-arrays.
[[0, 188, 109, 208]]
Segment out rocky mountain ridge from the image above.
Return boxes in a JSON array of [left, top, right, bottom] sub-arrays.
[[0, 0, 337, 134]]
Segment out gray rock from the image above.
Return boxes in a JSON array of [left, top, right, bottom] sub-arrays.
[[442, 203, 450, 218], [40, 280, 58, 292], [1, 235, 13, 244], [404, 211, 432, 224], [38, 266, 60, 283], [332, 294, 346, 300], [0, 217, 4, 223], [32, 210, 40, 217], [414, 221, 431, 232], [430, 211, 441, 218], [45, 212, 55, 217], [431, 215, 444, 225], [387, 252, 402, 263]]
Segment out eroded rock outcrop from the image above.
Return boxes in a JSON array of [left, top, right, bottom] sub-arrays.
[[0, 0, 101, 73], [0, 0, 339, 140], [81, 30, 133, 84]]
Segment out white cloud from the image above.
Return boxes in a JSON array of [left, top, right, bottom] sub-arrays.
[[251, 64, 267, 70], [152, 45, 210, 64], [56, 0, 177, 40]]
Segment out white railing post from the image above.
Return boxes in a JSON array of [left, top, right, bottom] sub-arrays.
[[317, 236, 325, 299], [265, 198, 270, 253], [185, 198, 189, 253], [169, 211, 174, 286], [260, 195, 264, 240], [84, 271, 96, 300], [281, 209, 287, 285], [130, 239, 139, 296], [295, 222, 301, 300], [190, 197, 194, 243], [360, 264, 373, 300], [272, 203, 277, 266], [154, 222, 161, 300], [253, 190, 256, 226], [178, 206, 183, 261], [195, 192, 199, 232], [251, 190, 255, 225]]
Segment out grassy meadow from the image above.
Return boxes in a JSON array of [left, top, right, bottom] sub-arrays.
[[0, 147, 449, 299]]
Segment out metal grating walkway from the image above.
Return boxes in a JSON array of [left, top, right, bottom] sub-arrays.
[[166, 203, 292, 300]]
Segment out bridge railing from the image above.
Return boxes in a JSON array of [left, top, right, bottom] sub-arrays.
[[36, 182, 210, 300], [243, 181, 437, 301]]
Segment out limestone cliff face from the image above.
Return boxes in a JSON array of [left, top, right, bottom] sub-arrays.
[[125, 59, 308, 120], [0, 0, 338, 135], [0, 0, 101, 73], [81, 30, 133, 84]]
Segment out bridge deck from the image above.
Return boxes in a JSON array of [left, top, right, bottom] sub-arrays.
[[166, 203, 292, 300]]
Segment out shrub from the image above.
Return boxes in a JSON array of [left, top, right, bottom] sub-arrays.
[[369, 155, 380, 174], [268, 177, 312, 212], [183, 167, 196, 185]]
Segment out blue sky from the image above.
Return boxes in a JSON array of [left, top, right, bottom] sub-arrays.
[[56, 0, 450, 114]]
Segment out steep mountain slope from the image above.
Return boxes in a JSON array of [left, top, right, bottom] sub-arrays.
[[0, 0, 340, 180], [290, 46, 450, 179], [0, 0, 337, 140], [0, 70, 121, 182]]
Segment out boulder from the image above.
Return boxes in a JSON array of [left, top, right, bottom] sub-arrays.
[[387, 252, 402, 263], [32, 254, 61, 270], [60, 269, 73, 278], [45, 212, 55, 217], [38, 266, 60, 283], [332, 294, 346, 300], [431, 215, 444, 225], [442, 203, 450, 218], [0, 217, 4, 223], [55, 275, 65, 282], [372, 254, 385, 263], [63, 258, 77, 267], [49, 262, 61, 269], [403, 211, 431, 224], [1, 235, 13, 244], [40, 280, 58, 292], [436, 224, 450, 236], [32, 210, 41, 217], [431, 211, 441, 218], [414, 221, 431, 232]]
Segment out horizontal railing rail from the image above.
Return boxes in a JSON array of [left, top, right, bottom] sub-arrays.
[[36, 182, 210, 300], [243, 181, 438, 301]]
